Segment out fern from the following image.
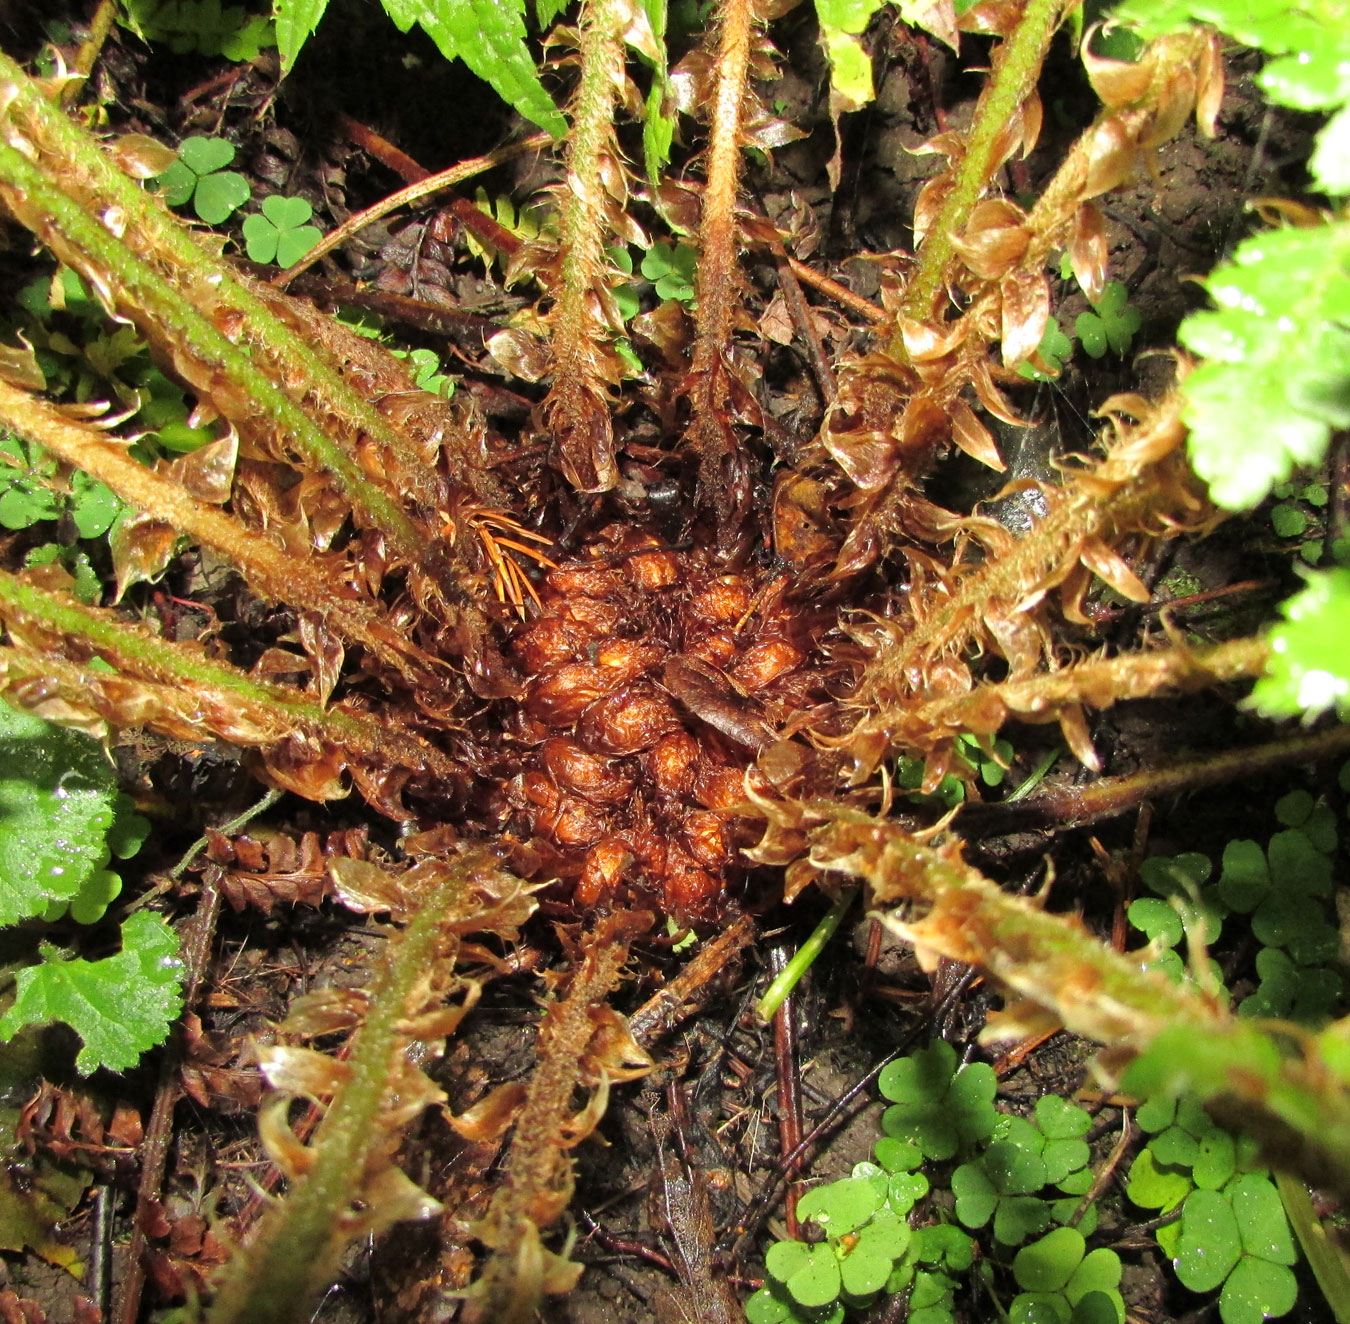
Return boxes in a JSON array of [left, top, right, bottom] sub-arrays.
[[273, 0, 566, 137]]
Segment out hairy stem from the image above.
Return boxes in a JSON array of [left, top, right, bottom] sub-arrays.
[[685, 0, 760, 546], [895, 0, 1065, 338], [544, 0, 627, 492], [206, 861, 477, 1324], [0, 52, 447, 521], [0, 571, 457, 780], [0, 140, 426, 559], [0, 380, 427, 676]]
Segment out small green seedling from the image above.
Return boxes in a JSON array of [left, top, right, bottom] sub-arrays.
[[1127, 1096, 1298, 1324], [640, 238, 698, 305], [1009, 1227, 1124, 1324], [155, 136, 252, 224], [1074, 281, 1141, 358], [877, 1040, 998, 1160], [895, 734, 1017, 810], [242, 195, 323, 267], [952, 1095, 1096, 1246], [391, 347, 455, 399], [0, 434, 124, 538], [24, 544, 103, 606], [1018, 320, 1075, 380]]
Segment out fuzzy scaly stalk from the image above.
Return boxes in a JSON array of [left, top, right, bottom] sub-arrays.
[[684, 0, 760, 548], [543, 0, 629, 492]]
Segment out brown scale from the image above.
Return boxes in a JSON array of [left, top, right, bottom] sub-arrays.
[[500, 525, 834, 923]]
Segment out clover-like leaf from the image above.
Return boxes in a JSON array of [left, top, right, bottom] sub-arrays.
[[1124, 1146, 1192, 1212], [0, 910, 184, 1074], [1014, 1227, 1086, 1294], [1191, 1128, 1236, 1191], [1175, 1188, 1242, 1293], [155, 136, 251, 223], [1219, 1256, 1298, 1324], [952, 1161, 998, 1228], [995, 1195, 1054, 1247], [874, 1137, 923, 1173], [1228, 1173, 1295, 1265], [242, 194, 322, 267], [799, 1175, 883, 1236], [1075, 281, 1141, 358]]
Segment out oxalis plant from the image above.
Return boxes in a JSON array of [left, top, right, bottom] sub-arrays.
[[0, 0, 1347, 1321]]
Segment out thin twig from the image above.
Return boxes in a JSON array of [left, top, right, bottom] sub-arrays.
[[271, 133, 550, 286]]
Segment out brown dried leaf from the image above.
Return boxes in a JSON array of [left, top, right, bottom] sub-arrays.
[[1068, 203, 1108, 304], [999, 267, 1050, 365]]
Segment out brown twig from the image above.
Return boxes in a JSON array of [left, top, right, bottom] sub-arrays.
[[271, 132, 551, 286], [958, 724, 1350, 839], [114, 870, 222, 1324], [768, 944, 805, 1236]]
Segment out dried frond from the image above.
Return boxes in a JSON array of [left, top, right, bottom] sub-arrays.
[[542, 0, 639, 492], [208, 851, 535, 1324], [463, 910, 653, 1324], [836, 390, 1216, 779], [681, 0, 770, 551]]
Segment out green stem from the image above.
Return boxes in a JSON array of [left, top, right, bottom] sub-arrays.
[[894, 0, 1065, 343], [0, 571, 454, 777], [1275, 1171, 1350, 1324], [0, 51, 446, 520], [756, 887, 859, 1021], [206, 863, 471, 1324]]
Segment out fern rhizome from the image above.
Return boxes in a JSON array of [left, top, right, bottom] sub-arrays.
[[0, 2, 1348, 1322]]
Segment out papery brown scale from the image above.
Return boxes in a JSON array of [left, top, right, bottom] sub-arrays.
[[527, 663, 625, 726], [1068, 204, 1109, 305], [1082, 37, 1155, 108], [646, 729, 699, 797], [541, 737, 636, 805], [578, 683, 682, 755], [949, 399, 1005, 471], [576, 837, 631, 908], [999, 267, 1051, 365], [1080, 116, 1139, 199]]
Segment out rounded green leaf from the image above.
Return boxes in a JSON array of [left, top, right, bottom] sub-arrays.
[[0, 700, 116, 923], [1135, 1095, 1176, 1133], [1071, 1289, 1124, 1324], [275, 225, 321, 268], [842, 1218, 907, 1297], [1217, 1256, 1298, 1324], [155, 157, 198, 206], [1009, 1292, 1072, 1324], [193, 170, 252, 224], [874, 1137, 923, 1173], [1065, 1248, 1121, 1304], [1217, 838, 1269, 912], [1128, 897, 1184, 947], [261, 193, 313, 227], [887, 1169, 929, 1215], [1042, 1137, 1090, 1185], [745, 1287, 799, 1324], [879, 1042, 956, 1104], [1192, 1129, 1237, 1191], [1150, 1125, 1200, 1168], [1036, 1096, 1092, 1140], [1227, 1173, 1295, 1264], [881, 1103, 956, 1161], [994, 1195, 1053, 1246], [799, 1177, 883, 1235], [1014, 1227, 1086, 1294], [242, 211, 280, 265], [984, 1138, 1049, 1195], [952, 1161, 998, 1228], [784, 1243, 842, 1309], [914, 1224, 975, 1271], [1252, 890, 1325, 950], [177, 134, 237, 175], [1266, 828, 1333, 894], [1140, 853, 1212, 898], [1174, 1188, 1242, 1293], [765, 1239, 811, 1284]]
